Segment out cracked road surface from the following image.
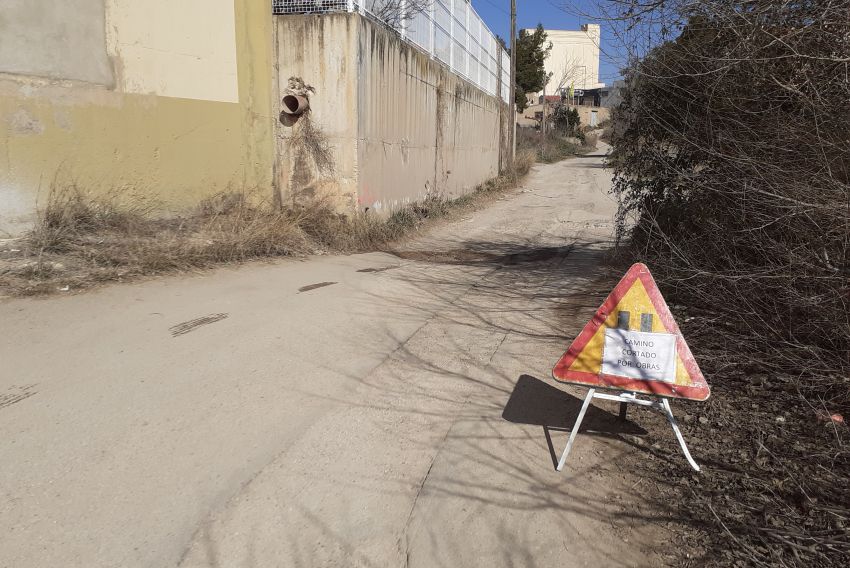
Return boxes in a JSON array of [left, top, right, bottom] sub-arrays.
[[0, 146, 667, 567]]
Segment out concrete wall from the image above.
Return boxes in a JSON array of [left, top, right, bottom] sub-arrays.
[[273, 15, 360, 210], [275, 14, 509, 213], [0, 0, 275, 236], [0, 0, 113, 85]]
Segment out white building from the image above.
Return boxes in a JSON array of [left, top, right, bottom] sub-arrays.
[[528, 24, 604, 97]]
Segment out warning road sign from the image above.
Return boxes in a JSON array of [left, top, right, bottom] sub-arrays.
[[553, 263, 710, 401]]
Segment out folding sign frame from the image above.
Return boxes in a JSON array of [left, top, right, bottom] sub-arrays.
[[556, 389, 701, 471], [552, 263, 710, 472]]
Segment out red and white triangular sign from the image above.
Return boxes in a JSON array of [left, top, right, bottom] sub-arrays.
[[553, 263, 710, 401]]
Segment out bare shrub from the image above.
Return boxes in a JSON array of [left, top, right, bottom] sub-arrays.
[[517, 127, 587, 163], [610, 0, 849, 381], [290, 114, 335, 176], [603, 0, 850, 565], [31, 184, 156, 252], [367, 0, 431, 29], [512, 149, 536, 178]]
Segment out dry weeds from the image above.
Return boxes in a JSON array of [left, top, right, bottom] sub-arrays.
[[0, 152, 534, 297], [517, 127, 596, 164]]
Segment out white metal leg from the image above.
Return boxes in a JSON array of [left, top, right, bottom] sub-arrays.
[[555, 390, 702, 472], [661, 398, 701, 472], [556, 388, 595, 471]]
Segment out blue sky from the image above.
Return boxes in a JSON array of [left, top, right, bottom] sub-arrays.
[[471, 0, 623, 84]]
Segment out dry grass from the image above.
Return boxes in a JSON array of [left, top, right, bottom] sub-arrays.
[[0, 153, 534, 297], [290, 114, 335, 176], [517, 127, 595, 164]]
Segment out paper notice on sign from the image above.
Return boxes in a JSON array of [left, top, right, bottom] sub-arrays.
[[602, 329, 677, 382]]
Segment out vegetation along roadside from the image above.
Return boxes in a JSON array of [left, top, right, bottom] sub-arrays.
[[605, 1, 849, 566], [0, 147, 557, 297]]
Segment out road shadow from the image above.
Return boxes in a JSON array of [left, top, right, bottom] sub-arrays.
[[570, 152, 608, 159], [502, 374, 647, 469], [183, 199, 693, 567]]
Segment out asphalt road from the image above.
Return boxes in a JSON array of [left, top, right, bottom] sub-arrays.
[[0, 145, 667, 567]]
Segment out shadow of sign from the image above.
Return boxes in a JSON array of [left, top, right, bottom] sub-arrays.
[[502, 374, 647, 469]]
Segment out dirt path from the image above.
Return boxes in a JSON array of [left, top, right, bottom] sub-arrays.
[[0, 146, 671, 567]]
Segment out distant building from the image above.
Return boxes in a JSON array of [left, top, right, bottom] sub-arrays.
[[525, 24, 604, 99], [517, 24, 607, 129], [600, 80, 625, 108]]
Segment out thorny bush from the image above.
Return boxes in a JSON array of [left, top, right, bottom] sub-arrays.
[[607, 0, 850, 566]]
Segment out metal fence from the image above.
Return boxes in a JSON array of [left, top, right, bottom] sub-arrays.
[[272, 0, 511, 103]]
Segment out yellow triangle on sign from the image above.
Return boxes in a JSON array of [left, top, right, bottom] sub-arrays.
[[553, 263, 710, 400]]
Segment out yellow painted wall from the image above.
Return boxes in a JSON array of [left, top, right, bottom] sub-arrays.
[[0, 0, 274, 236], [105, 0, 241, 103]]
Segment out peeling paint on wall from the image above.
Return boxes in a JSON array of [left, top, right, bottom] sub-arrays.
[[0, 0, 113, 85], [8, 109, 44, 135], [0, 182, 35, 237]]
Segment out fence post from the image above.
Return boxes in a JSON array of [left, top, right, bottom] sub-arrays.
[[464, 1, 470, 79], [347, 0, 354, 12], [429, 0, 435, 57], [400, 0, 407, 38], [449, 0, 454, 71]]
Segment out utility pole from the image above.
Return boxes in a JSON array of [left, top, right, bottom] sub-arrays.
[[541, 79, 547, 138], [509, 0, 517, 164]]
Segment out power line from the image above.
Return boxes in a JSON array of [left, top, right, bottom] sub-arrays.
[[476, 0, 511, 17]]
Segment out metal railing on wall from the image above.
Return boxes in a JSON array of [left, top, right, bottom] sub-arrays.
[[272, 0, 511, 103]]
